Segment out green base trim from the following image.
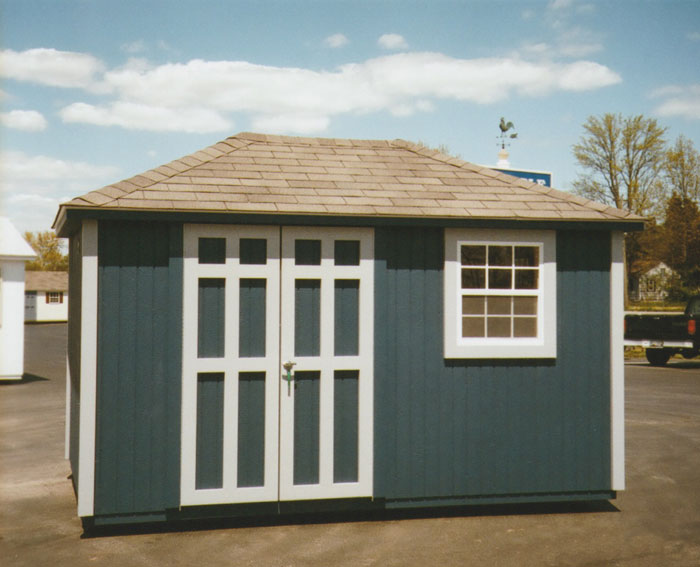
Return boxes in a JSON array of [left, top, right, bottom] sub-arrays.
[[383, 491, 616, 509], [83, 491, 615, 531]]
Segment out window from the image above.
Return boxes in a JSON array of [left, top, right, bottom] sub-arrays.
[[444, 229, 556, 359], [47, 291, 64, 304]]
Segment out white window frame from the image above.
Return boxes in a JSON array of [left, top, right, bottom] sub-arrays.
[[444, 228, 557, 359]]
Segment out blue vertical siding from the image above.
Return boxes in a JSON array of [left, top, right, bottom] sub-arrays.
[[333, 370, 359, 483], [293, 371, 321, 485], [294, 280, 321, 356], [95, 221, 182, 517], [237, 372, 266, 487], [195, 373, 224, 489], [239, 279, 267, 358], [374, 227, 612, 502]]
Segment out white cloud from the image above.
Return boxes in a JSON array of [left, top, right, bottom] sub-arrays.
[[324, 33, 349, 48], [252, 113, 330, 134], [549, 0, 573, 9], [0, 110, 48, 131], [0, 150, 120, 232], [0, 150, 119, 184], [54, 52, 620, 134], [652, 84, 700, 120], [378, 34, 408, 50], [121, 40, 147, 54], [0, 48, 104, 89], [60, 101, 232, 133]]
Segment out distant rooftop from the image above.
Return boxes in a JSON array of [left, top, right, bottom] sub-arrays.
[[25, 271, 68, 292], [0, 217, 36, 260]]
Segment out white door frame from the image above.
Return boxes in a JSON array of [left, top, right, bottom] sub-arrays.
[[279, 226, 374, 501], [181, 224, 281, 506], [180, 224, 374, 506]]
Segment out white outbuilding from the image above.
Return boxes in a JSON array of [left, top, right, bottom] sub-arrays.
[[25, 271, 69, 322], [0, 217, 37, 380]]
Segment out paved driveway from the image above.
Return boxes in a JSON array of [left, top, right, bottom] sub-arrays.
[[1, 324, 699, 566]]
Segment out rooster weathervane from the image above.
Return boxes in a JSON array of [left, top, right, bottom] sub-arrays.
[[498, 117, 518, 149]]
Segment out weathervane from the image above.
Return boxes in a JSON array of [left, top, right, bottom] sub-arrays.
[[496, 117, 517, 168], [498, 117, 518, 149]]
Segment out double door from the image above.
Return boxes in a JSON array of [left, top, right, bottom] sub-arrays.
[[181, 225, 373, 505]]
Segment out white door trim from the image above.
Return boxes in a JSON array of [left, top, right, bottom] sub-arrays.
[[279, 226, 374, 501], [180, 224, 374, 506], [181, 224, 281, 506]]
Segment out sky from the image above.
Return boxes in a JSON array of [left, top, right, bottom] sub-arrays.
[[1, 0, 699, 234]]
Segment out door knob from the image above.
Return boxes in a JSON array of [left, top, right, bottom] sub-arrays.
[[282, 361, 296, 395]]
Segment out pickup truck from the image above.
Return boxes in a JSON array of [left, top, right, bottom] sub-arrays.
[[624, 296, 700, 366]]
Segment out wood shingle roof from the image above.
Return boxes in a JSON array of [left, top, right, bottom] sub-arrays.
[[56, 132, 643, 225]]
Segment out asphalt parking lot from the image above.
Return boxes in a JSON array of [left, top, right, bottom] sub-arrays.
[[1, 323, 699, 566]]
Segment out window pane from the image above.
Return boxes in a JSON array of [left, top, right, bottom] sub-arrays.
[[295, 239, 321, 265], [462, 296, 485, 315], [487, 317, 511, 337], [488, 246, 512, 266], [514, 317, 537, 337], [488, 269, 512, 289], [240, 238, 267, 265], [487, 296, 511, 315], [515, 246, 539, 267], [462, 268, 485, 289], [462, 317, 485, 337], [461, 245, 486, 266], [335, 240, 360, 266], [513, 296, 537, 315], [198, 238, 225, 264], [515, 269, 538, 290]]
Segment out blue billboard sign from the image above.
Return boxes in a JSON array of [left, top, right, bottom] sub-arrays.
[[494, 168, 552, 187]]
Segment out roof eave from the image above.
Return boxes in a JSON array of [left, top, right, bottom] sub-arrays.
[[55, 203, 647, 233]]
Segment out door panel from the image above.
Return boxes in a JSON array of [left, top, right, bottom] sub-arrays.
[[279, 227, 373, 501], [181, 225, 373, 506], [181, 225, 280, 506]]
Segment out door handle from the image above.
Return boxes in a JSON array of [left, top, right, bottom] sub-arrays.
[[282, 361, 296, 395]]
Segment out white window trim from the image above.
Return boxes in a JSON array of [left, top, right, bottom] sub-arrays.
[[444, 228, 557, 359]]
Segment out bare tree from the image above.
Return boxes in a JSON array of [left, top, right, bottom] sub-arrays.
[[572, 113, 667, 217], [664, 135, 700, 203]]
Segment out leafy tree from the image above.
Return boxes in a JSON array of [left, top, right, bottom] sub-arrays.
[[664, 135, 700, 203], [572, 113, 667, 217], [572, 113, 668, 305], [24, 231, 69, 271], [661, 194, 700, 281]]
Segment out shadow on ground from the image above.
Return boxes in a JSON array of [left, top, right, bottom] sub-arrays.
[[0, 373, 49, 386]]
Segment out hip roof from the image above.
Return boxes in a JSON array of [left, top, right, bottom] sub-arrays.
[[55, 132, 644, 227]]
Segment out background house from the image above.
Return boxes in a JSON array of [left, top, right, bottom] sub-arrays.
[[630, 262, 678, 302], [0, 217, 37, 380], [54, 132, 643, 527], [25, 271, 69, 322]]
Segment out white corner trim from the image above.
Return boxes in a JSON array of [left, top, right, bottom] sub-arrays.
[[610, 231, 625, 491], [78, 220, 98, 517]]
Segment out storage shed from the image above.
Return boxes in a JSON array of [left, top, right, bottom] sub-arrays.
[[54, 132, 644, 528], [0, 217, 36, 380], [25, 271, 69, 322]]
